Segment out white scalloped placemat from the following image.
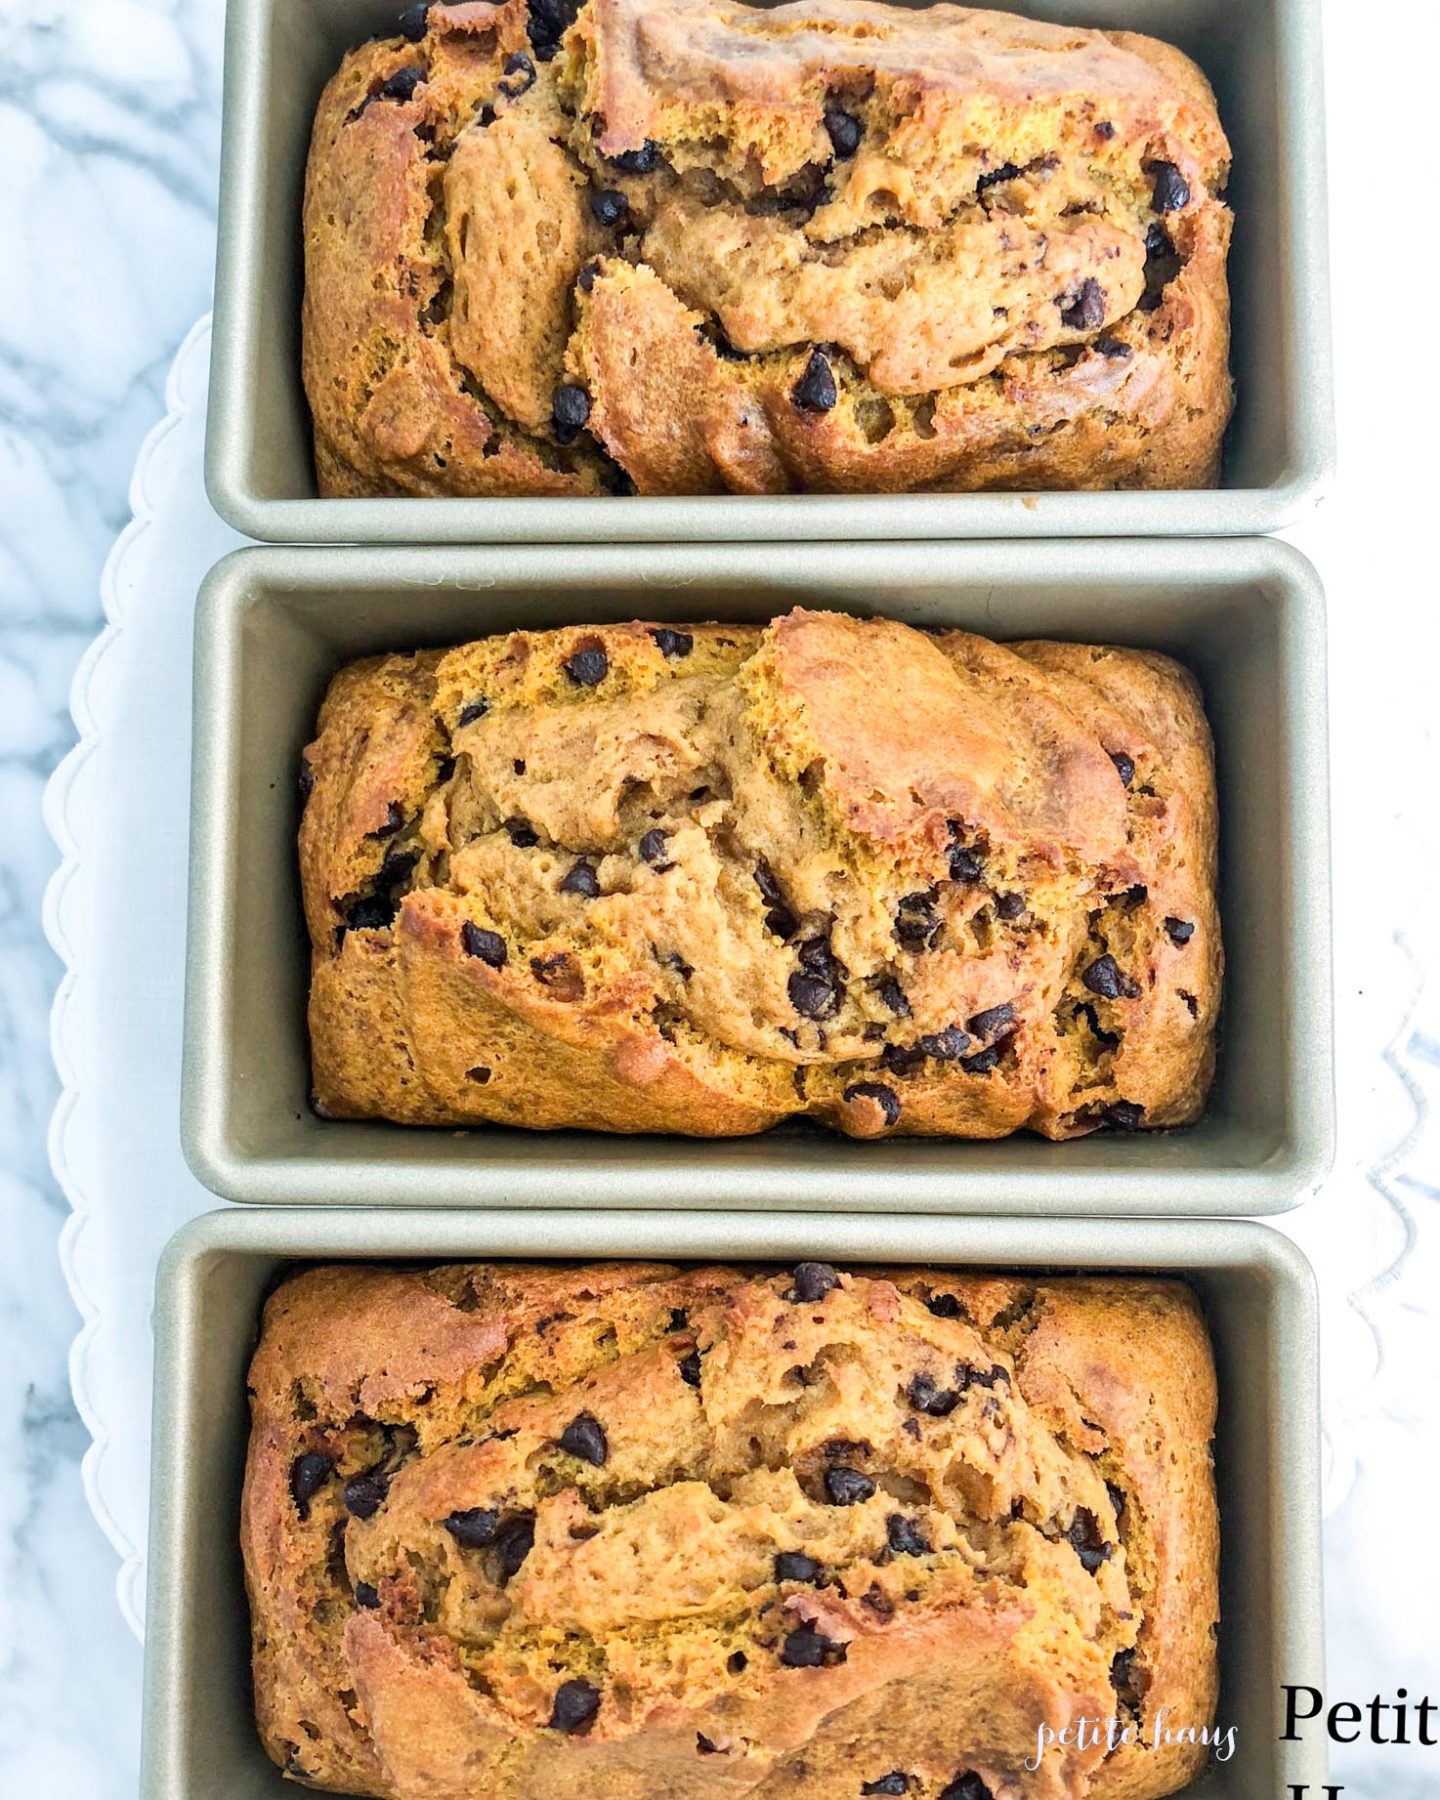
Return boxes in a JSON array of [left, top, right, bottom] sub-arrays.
[[43, 316, 1439, 1645]]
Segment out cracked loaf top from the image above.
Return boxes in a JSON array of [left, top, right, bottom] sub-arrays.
[[302, 610, 1220, 1139], [243, 1259, 1220, 1800], [302, 0, 1232, 498]]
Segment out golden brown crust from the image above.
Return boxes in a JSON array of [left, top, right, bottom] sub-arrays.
[[244, 1260, 1219, 1799], [301, 611, 1221, 1140], [303, 0, 1232, 498]]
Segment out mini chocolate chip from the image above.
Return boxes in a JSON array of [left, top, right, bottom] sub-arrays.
[[790, 1261, 840, 1303], [947, 842, 984, 884], [343, 1472, 389, 1519], [498, 50, 535, 96], [1105, 1099, 1145, 1131], [1111, 1647, 1143, 1706], [841, 1081, 901, 1127], [576, 260, 599, 292], [552, 384, 591, 443], [894, 894, 941, 951], [1082, 954, 1140, 1001], [679, 1350, 702, 1387], [461, 922, 507, 967], [562, 644, 607, 685], [926, 1292, 964, 1319], [651, 627, 694, 658], [354, 1580, 381, 1609], [908, 1372, 959, 1417], [995, 891, 1026, 920], [612, 139, 660, 174], [886, 1513, 929, 1556], [873, 974, 911, 1017], [1095, 336, 1133, 360], [961, 1044, 1002, 1075], [789, 971, 838, 1019], [1164, 916, 1195, 946], [549, 1678, 602, 1732], [638, 828, 671, 866], [526, 0, 575, 59], [1108, 749, 1135, 787], [1066, 1506, 1113, 1573], [506, 816, 540, 847], [560, 859, 600, 898], [976, 161, 1021, 194], [1148, 159, 1191, 213], [589, 187, 629, 227], [824, 1465, 875, 1506], [1094, 119, 1115, 140], [398, 4, 430, 42], [368, 801, 406, 839], [557, 1412, 608, 1465], [774, 1550, 824, 1584], [494, 1512, 537, 1577], [957, 1361, 1009, 1391], [290, 1453, 333, 1515], [380, 65, 426, 102], [913, 1026, 971, 1061], [443, 1506, 499, 1548], [780, 1624, 848, 1668], [939, 1776, 994, 1800], [344, 894, 397, 931], [968, 1001, 1016, 1041], [1059, 276, 1106, 332], [793, 347, 838, 412], [823, 106, 862, 157], [862, 1777, 912, 1797]]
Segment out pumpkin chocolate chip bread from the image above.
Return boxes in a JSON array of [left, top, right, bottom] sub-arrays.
[[243, 1259, 1220, 1799], [301, 610, 1220, 1139], [303, 0, 1232, 498]]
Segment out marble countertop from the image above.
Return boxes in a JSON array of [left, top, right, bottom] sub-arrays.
[[3, 1, 1438, 1795]]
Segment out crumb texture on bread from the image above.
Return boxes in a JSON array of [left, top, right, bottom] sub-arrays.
[[303, 0, 1232, 498], [243, 1261, 1220, 1800], [301, 610, 1221, 1139]]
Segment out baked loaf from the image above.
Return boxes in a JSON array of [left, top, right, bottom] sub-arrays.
[[301, 610, 1220, 1139], [303, 0, 1232, 498], [243, 1259, 1220, 1799]]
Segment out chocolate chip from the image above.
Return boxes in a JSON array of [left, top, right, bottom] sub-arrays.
[[841, 1081, 901, 1127], [344, 894, 396, 932], [590, 187, 629, 227], [368, 801, 406, 839], [638, 828, 671, 867], [907, 1372, 959, 1417], [1066, 1506, 1113, 1573], [398, 4, 431, 40], [1082, 954, 1140, 1001], [1111, 1647, 1144, 1709], [343, 1472, 389, 1519], [651, 627, 694, 658], [824, 1466, 875, 1506], [679, 1351, 702, 1387], [612, 139, 660, 174], [925, 1292, 964, 1319], [1148, 159, 1191, 213], [576, 260, 599, 293], [557, 1412, 608, 1465], [774, 1550, 824, 1584], [380, 65, 426, 102], [989, 891, 1027, 924], [443, 1506, 499, 1548], [1139, 222, 1184, 311], [862, 1777, 912, 1797], [939, 1776, 993, 1800], [526, 0, 576, 59], [967, 1002, 1016, 1042], [562, 644, 607, 686], [956, 1361, 1009, 1391], [1095, 336, 1133, 360], [894, 892, 941, 951], [789, 971, 838, 1019], [461, 922, 507, 967], [793, 347, 838, 412], [1105, 1099, 1145, 1131], [552, 384, 592, 445], [549, 1678, 601, 1732], [354, 1580, 381, 1609], [779, 1624, 848, 1668], [873, 975, 910, 1018], [823, 106, 862, 157], [1094, 119, 1115, 140], [886, 1513, 929, 1557], [1058, 276, 1107, 332], [1164, 916, 1195, 946], [913, 1026, 971, 1061], [498, 50, 535, 96], [289, 1453, 333, 1516], [790, 1262, 840, 1303], [1112, 883, 1148, 911], [947, 841, 984, 884], [494, 1512, 537, 1578], [560, 858, 600, 898], [976, 161, 1021, 194], [506, 816, 540, 847], [960, 1044, 1001, 1074], [697, 1735, 720, 1754], [1108, 748, 1135, 787]]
